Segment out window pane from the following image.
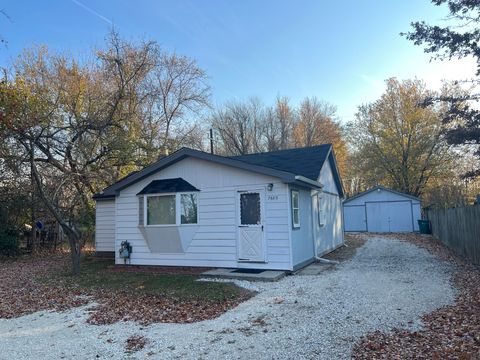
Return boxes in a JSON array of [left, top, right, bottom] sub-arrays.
[[317, 195, 324, 226], [292, 191, 300, 227], [240, 193, 261, 225], [147, 195, 175, 225], [181, 193, 198, 224], [138, 196, 144, 225], [292, 191, 299, 208], [293, 209, 299, 225]]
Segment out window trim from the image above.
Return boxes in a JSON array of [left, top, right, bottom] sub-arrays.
[[143, 192, 198, 227], [291, 190, 300, 229]]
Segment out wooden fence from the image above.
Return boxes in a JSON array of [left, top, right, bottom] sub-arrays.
[[426, 205, 480, 265]]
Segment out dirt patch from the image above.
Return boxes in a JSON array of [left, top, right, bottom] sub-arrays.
[[352, 233, 480, 359], [322, 233, 367, 262], [86, 289, 251, 325], [125, 335, 148, 353]]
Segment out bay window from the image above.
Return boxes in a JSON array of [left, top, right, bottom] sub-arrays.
[[144, 193, 198, 226], [180, 193, 198, 224], [147, 195, 176, 225]]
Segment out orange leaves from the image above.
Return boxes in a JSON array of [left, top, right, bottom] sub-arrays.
[[0, 255, 251, 327]]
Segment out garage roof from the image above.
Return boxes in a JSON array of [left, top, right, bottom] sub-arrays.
[[343, 185, 420, 204]]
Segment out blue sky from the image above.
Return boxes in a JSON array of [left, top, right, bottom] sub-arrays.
[[0, 0, 476, 122]]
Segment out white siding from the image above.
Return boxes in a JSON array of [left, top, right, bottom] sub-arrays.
[[291, 158, 344, 268], [343, 206, 367, 232], [313, 158, 344, 257], [412, 203, 421, 231], [315, 192, 344, 254], [115, 157, 292, 270], [318, 160, 339, 195], [95, 200, 115, 252], [290, 188, 315, 267]]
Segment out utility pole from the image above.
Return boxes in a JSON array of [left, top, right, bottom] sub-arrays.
[[209, 128, 214, 154]]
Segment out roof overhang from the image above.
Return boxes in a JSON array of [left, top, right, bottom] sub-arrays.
[[293, 175, 323, 189], [92, 194, 115, 201], [93, 147, 325, 200]]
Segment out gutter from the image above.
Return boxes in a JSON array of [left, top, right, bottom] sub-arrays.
[[92, 193, 116, 201], [294, 175, 323, 189]]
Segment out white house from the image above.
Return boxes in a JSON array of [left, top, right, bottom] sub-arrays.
[[343, 186, 421, 232], [94, 145, 345, 271]]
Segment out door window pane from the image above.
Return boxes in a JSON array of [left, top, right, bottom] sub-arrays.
[[181, 193, 198, 224], [147, 195, 176, 225], [240, 193, 261, 225]]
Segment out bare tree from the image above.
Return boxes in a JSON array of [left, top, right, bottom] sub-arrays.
[[147, 52, 211, 157], [293, 97, 337, 146], [263, 96, 295, 151], [211, 98, 265, 155], [293, 97, 348, 173]]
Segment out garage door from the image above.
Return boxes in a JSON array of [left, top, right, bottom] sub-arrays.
[[366, 201, 413, 232], [344, 206, 367, 232]]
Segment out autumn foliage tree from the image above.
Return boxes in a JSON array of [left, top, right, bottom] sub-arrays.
[[347, 78, 453, 197], [404, 0, 480, 178], [292, 97, 347, 174], [0, 32, 210, 274], [263, 96, 295, 151]]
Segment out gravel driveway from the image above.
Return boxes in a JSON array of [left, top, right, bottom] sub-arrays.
[[0, 235, 456, 360]]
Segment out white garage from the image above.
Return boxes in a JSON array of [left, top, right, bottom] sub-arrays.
[[343, 186, 421, 232]]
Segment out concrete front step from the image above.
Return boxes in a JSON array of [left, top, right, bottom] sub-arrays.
[[201, 268, 286, 282]]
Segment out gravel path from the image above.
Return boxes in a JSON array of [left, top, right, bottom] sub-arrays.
[[0, 235, 457, 360]]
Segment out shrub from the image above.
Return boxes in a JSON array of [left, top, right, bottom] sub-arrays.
[[0, 228, 20, 256]]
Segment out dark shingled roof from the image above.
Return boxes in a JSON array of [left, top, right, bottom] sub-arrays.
[[229, 144, 331, 181], [137, 178, 199, 195], [93, 145, 344, 200]]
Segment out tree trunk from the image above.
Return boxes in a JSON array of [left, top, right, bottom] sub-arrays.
[[28, 146, 82, 275], [30, 153, 36, 252], [65, 230, 81, 275]]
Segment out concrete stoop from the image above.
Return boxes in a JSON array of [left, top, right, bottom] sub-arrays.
[[201, 268, 286, 282]]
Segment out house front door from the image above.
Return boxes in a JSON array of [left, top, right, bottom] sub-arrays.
[[237, 189, 265, 262]]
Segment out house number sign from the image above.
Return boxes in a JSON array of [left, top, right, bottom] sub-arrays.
[[267, 195, 279, 201]]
